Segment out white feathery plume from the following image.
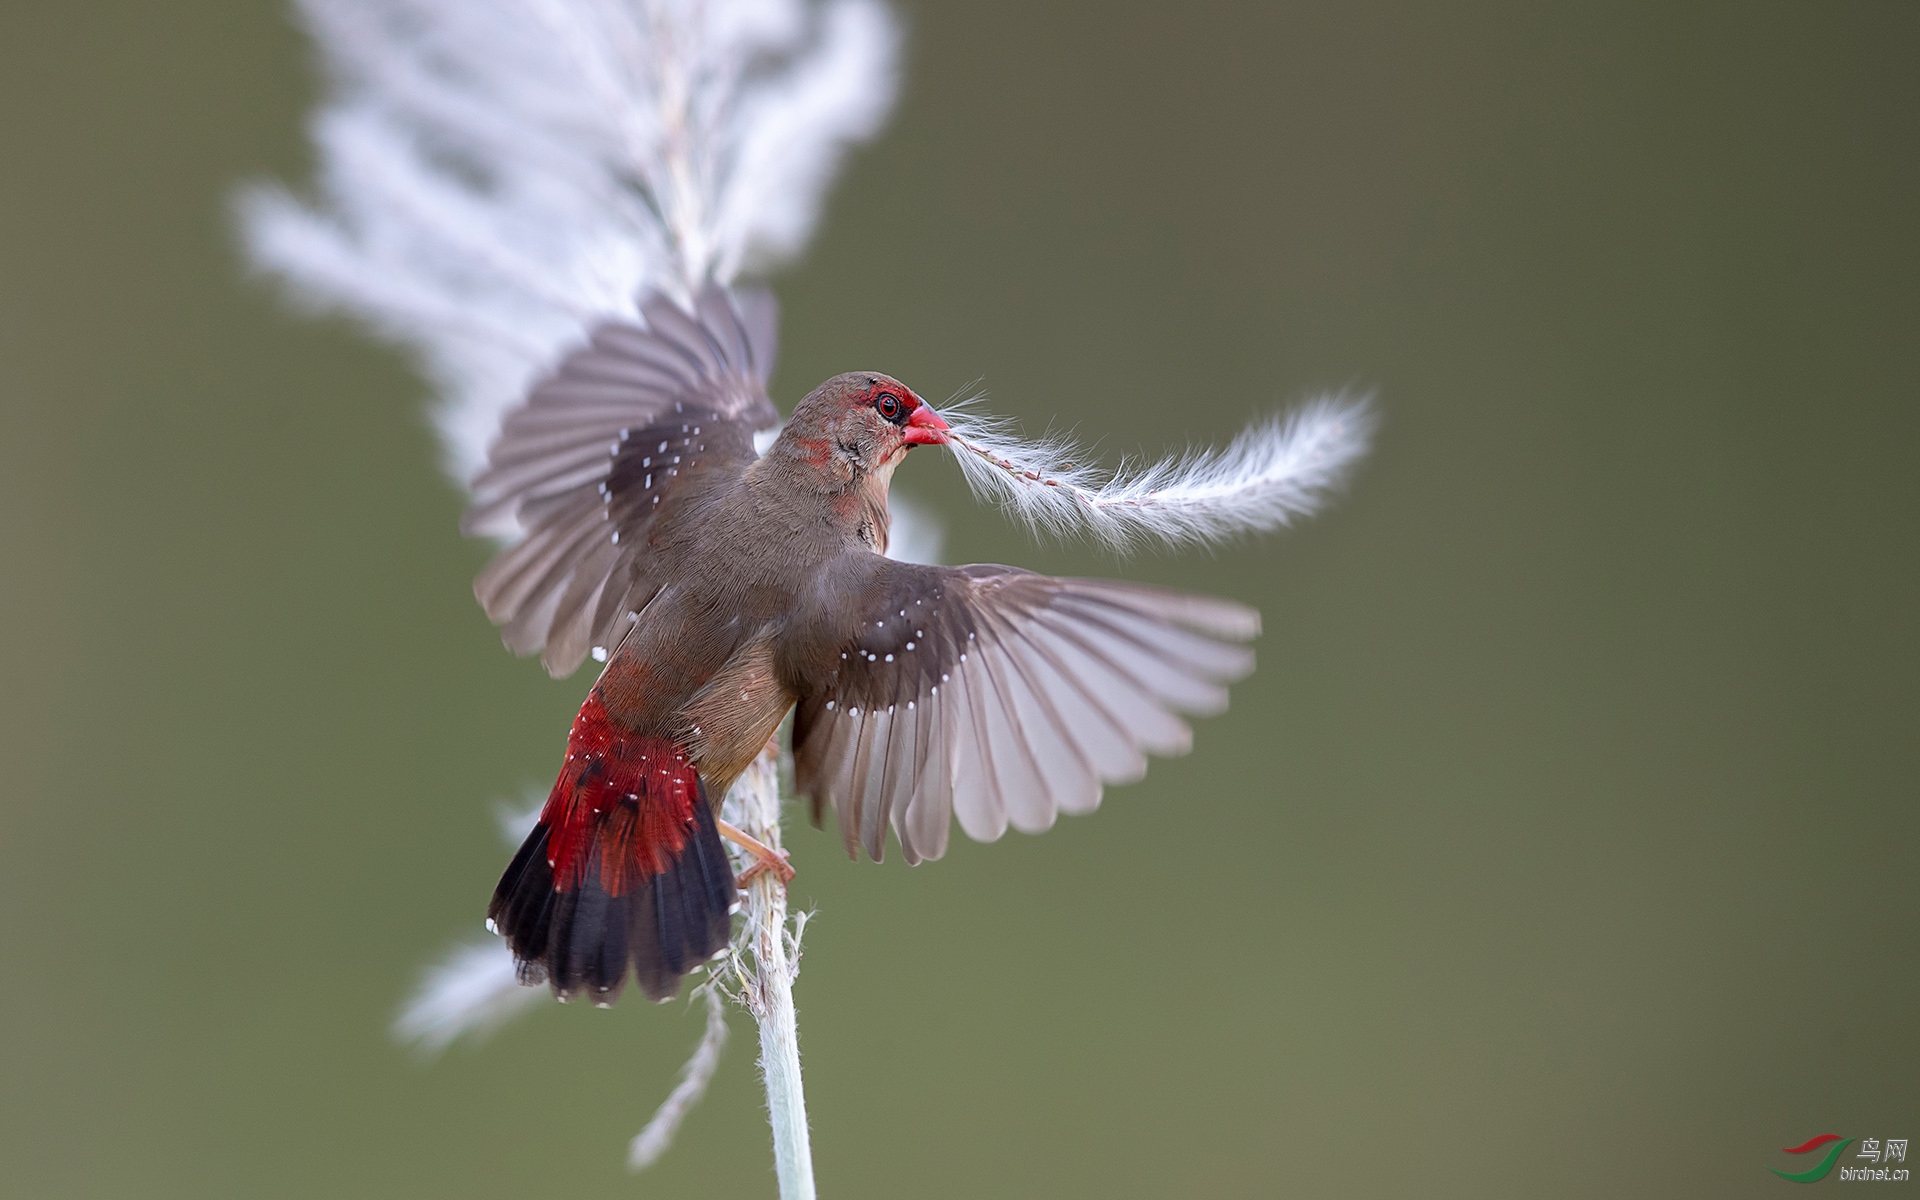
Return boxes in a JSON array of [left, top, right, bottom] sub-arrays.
[[393, 939, 545, 1054], [392, 784, 742, 1178], [239, 0, 900, 482], [394, 795, 546, 1055], [943, 394, 1375, 551], [628, 985, 731, 1170], [392, 930, 741, 1174], [493, 789, 545, 844], [270, 6, 899, 1183]]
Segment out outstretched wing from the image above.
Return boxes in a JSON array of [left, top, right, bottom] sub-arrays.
[[787, 558, 1260, 864], [465, 283, 781, 677]]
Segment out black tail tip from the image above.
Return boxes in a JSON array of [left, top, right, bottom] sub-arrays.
[[487, 800, 735, 1005]]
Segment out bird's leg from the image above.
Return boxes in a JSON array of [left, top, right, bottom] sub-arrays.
[[717, 818, 795, 886]]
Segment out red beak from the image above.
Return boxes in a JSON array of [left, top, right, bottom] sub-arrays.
[[901, 403, 950, 446]]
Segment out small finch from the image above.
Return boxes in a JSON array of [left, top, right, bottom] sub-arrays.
[[474, 284, 1258, 1004]]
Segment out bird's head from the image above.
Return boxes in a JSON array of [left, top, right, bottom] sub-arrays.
[[771, 372, 949, 489]]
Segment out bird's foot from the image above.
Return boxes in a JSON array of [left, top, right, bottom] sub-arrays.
[[716, 818, 795, 887]]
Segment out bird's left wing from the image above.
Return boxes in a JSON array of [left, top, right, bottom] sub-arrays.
[[787, 557, 1260, 864], [464, 283, 781, 677]]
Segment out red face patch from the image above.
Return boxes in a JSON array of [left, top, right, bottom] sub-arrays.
[[855, 379, 948, 445]]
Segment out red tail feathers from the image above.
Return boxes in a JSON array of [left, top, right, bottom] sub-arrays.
[[541, 693, 703, 894], [488, 691, 734, 1004]]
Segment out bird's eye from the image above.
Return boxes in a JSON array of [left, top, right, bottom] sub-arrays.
[[875, 392, 904, 423]]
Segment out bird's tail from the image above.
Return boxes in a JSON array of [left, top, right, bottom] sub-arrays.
[[488, 695, 734, 1004]]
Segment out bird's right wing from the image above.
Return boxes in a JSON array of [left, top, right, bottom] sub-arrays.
[[465, 283, 781, 677], [787, 558, 1260, 864]]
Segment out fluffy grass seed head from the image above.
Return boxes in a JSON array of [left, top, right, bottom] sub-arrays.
[[942, 392, 1375, 551]]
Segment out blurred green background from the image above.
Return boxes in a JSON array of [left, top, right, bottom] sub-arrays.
[[2, 2, 1914, 1197]]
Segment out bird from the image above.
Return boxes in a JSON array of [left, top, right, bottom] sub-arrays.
[[472, 282, 1261, 1006]]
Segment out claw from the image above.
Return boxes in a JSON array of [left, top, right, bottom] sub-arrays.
[[736, 849, 795, 887], [716, 818, 795, 887]]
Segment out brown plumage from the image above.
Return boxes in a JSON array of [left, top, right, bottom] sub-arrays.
[[477, 284, 1259, 1004]]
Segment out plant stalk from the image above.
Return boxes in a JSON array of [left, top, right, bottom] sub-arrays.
[[733, 749, 814, 1199]]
